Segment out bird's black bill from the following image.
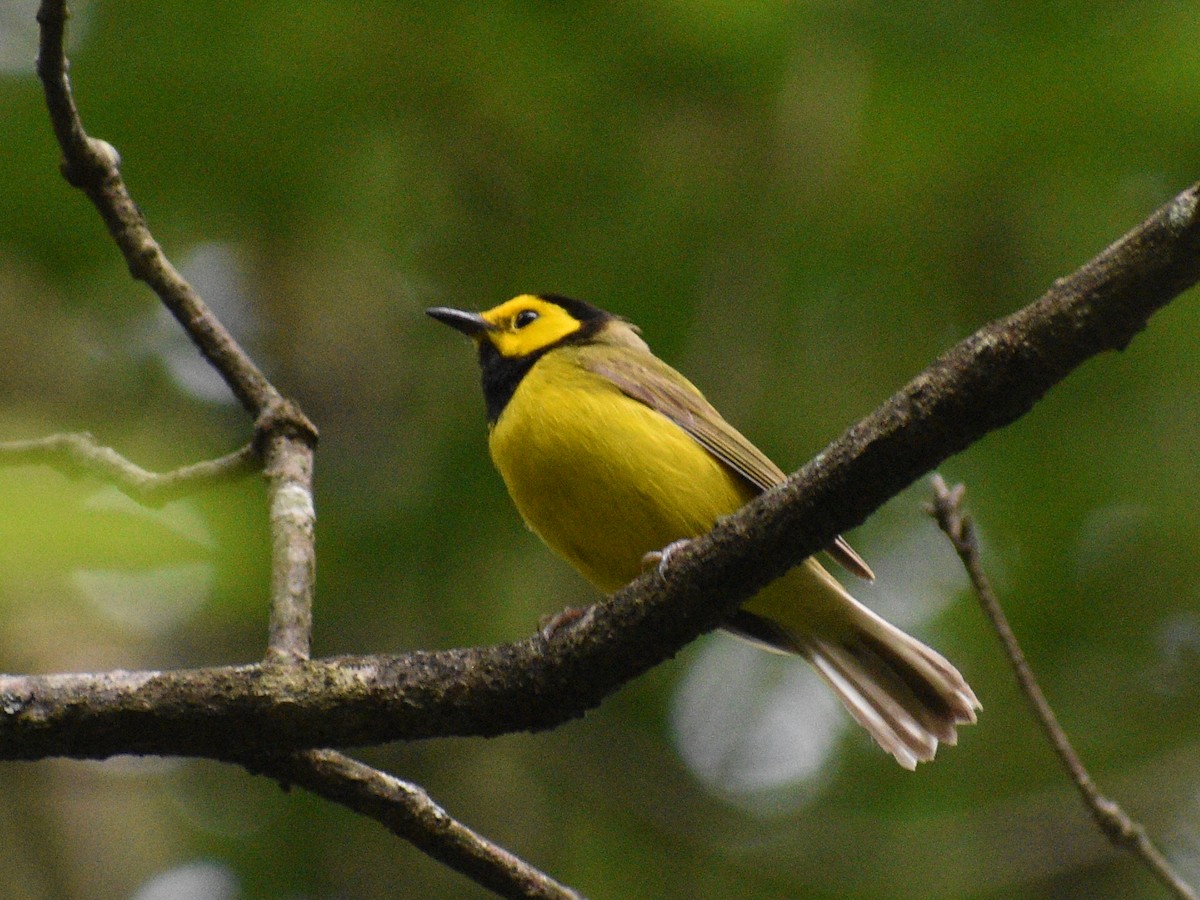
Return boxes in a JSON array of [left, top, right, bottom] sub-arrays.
[[427, 306, 497, 337]]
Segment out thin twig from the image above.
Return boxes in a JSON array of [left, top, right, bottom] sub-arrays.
[[253, 750, 583, 900], [927, 474, 1196, 900], [35, 0, 286, 421], [0, 434, 258, 505]]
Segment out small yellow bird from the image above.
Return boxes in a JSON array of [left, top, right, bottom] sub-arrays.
[[429, 294, 978, 768]]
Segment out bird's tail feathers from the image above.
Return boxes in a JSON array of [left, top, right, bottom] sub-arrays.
[[730, 591, 980, 769]]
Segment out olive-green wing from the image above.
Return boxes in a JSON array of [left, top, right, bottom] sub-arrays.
[[579, 344, 874, 581]]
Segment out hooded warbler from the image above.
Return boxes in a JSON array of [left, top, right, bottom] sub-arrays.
[[429, 294, 978, 768]]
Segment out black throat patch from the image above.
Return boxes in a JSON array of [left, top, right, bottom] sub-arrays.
[[477, 296, 611, 424], [478, 341, 547, 424]]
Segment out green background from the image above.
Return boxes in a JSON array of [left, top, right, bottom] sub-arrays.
[[2, 1, 1199, 897]]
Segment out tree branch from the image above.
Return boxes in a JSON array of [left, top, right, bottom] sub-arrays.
[[0, 434, 258, 505], [37, 0, 320, 660], [926, 475, 1197, 900], [31, 5, 582, 897], [24, 2, 1200, 896], [35, 2, 285, 421], [37, 0, 321, 649], [9, 177, 1197, 761], [259, 419, 317, 663], [253, 751, 582, 900]]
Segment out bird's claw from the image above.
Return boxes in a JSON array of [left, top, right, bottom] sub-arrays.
[[641, 538, 691, 578], [539, 605, 594, 641]]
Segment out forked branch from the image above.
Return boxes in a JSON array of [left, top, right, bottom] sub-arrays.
[[29, 2, 573, 897]]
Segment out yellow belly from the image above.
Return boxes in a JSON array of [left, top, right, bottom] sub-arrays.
[[488, 349, 752, 593]]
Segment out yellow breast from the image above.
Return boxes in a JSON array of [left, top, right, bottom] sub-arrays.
[[487, 347, 754, 593]]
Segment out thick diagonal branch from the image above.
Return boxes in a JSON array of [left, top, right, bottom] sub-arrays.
[[2, 178, 1199, 759]]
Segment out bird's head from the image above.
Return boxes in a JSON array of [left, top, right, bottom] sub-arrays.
[[427, 294, 622, 359], [429, 294, 648, 421]]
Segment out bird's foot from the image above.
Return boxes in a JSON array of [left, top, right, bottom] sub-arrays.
[[539, 605, 594, 641], [641, 538, 691, 578]]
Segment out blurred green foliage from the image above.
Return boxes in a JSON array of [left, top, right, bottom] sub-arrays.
[[2, 1, 1200, 897]]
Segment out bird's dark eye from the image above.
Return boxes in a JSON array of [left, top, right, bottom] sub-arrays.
[[514, 309, 539, 329]]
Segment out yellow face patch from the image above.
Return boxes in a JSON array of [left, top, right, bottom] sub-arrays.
[[479, 295, 584, 358]]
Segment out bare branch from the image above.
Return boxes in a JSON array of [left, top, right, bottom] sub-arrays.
[[35, 0, 306, 429], [36, 0, 319, 663], [251, 751, 582, 900], [1, 175, 1200, 759], [262, 430, 316, 662], [0, 434, 258, 505], [927, 475, 1197, 900]]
